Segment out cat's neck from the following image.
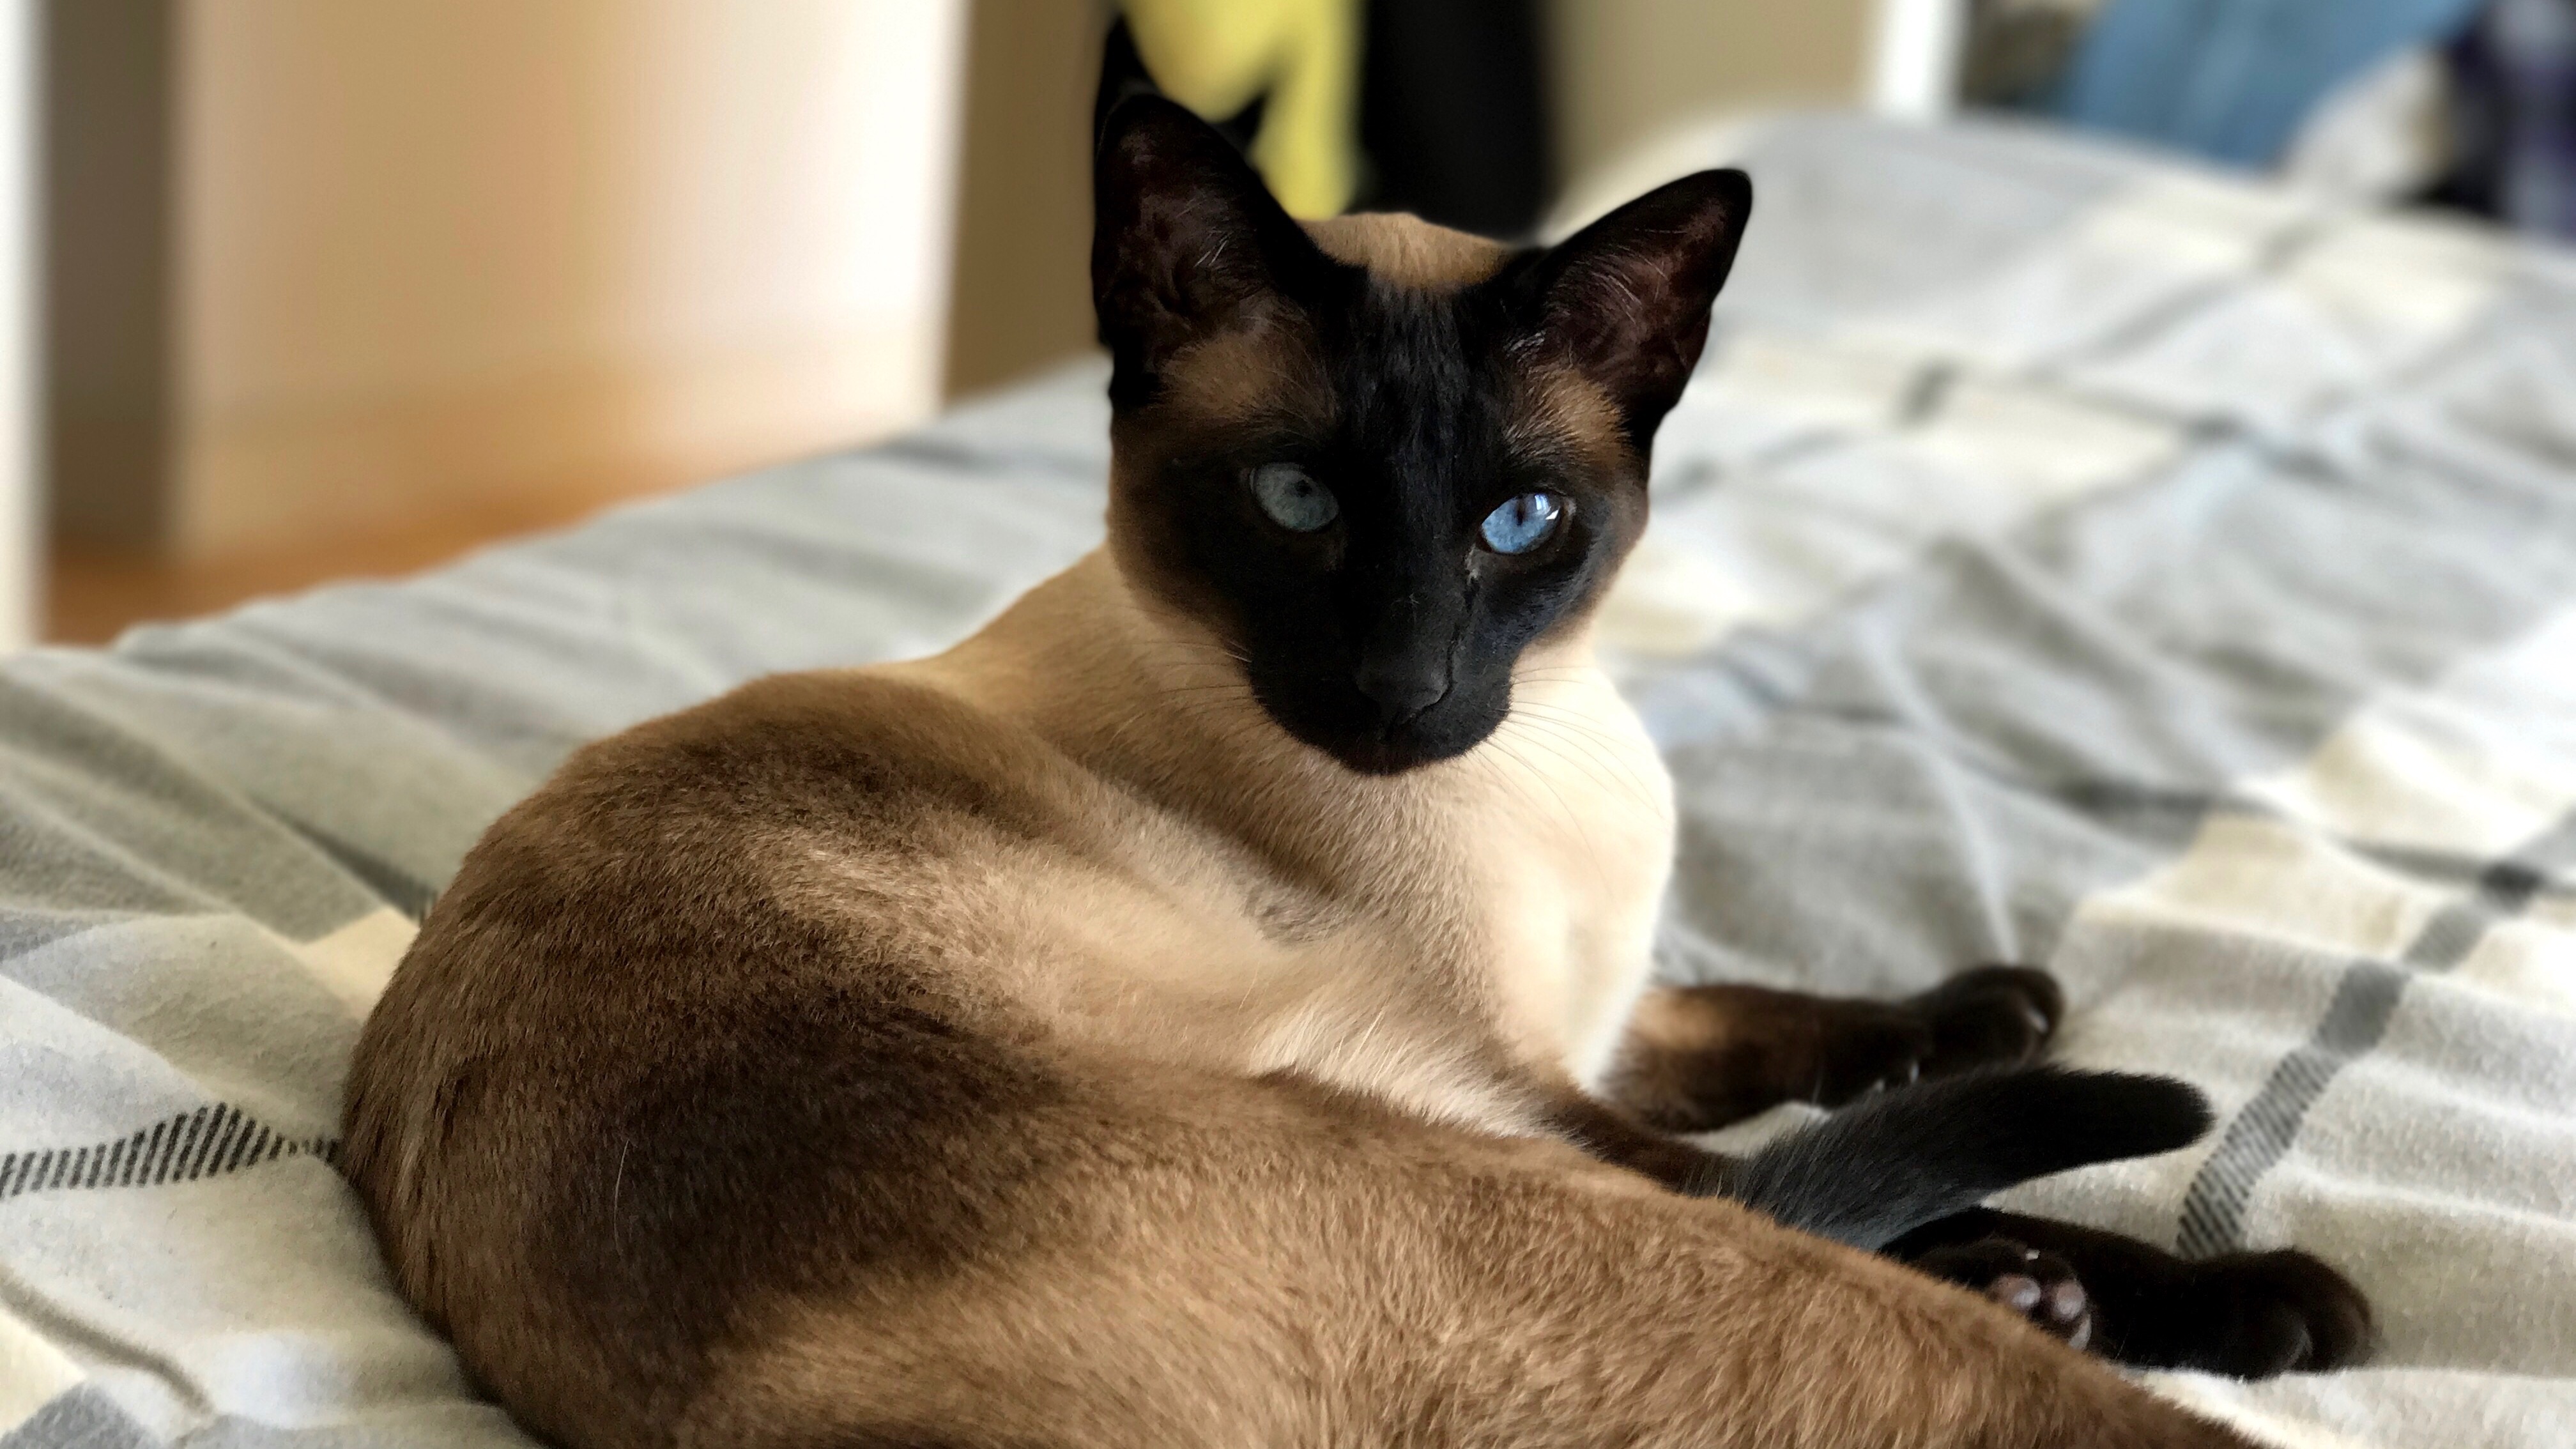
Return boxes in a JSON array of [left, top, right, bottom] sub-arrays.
[[900, 548, 1623, 876]]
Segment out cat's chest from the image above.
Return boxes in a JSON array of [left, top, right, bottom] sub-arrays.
[[1000, 654, 1676, 1127], [1457, 711, 1676, 1087], [1235, 694, 1678, 1092]]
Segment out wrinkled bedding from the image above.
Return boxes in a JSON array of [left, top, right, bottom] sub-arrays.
[[4, 113, 2574, 1448]]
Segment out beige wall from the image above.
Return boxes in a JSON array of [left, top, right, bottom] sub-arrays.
[[166, 0, 965, 557], [1547, 0, 1878, 186], [70, 0, 1890, 562], [0, 0, 27, 646]]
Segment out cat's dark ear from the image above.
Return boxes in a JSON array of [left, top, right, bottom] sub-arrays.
[[1092, 94, 1333, 406], [1526, 169, 1752, 448], [1092, 17, 1160, 146]]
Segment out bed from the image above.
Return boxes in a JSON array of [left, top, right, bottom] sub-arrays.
[[3, 112, 2573, 1448]]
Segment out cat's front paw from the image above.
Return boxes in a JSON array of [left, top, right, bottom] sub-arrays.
[[1800, 1002, 1935, 1105], [2160, 1250, 2375, 1378], [1901, 965, 2062, 1078]]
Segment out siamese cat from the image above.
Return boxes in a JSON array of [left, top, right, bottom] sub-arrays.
[[344, 80, 2370, 1449]]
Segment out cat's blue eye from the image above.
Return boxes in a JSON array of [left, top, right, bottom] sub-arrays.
[[1479, 492, 1564, 555], [1247, 463, 1338, 533]]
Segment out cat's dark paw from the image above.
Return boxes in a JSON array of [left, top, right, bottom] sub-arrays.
[[1789, 967, 2062, 1108], [1798, 1002, 1936, 1106], [1901, 965, 2062, 1078], [2163, 1250, 2374, 1379], [1914, 1236, 2093, 1351], [1614, 971, 2067, 1128]]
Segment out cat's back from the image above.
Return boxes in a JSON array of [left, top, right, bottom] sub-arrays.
[[371, 663, 1107, 1050], [348, 659, 1114, 1135], [340, 664, 1134, 1434]]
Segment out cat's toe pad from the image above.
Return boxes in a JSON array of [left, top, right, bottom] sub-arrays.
[[1917, 1236, 2094, 1351]]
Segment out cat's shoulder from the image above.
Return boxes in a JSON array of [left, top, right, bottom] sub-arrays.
[[529, 664, 1091, 845]]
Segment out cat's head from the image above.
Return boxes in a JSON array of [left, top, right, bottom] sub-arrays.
[[1093, 95, 1749, 776]]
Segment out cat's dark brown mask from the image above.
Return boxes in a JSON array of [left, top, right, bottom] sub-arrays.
[[1093, 95, 1750, 775]]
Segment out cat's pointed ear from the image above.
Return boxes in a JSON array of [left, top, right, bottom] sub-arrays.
[[1092, 94, 1332, 405], [1526, 169, 1752, 448]]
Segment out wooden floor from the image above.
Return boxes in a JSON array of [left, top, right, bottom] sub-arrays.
[[40, 343, 953, 647], [43, 473, 665, 645]]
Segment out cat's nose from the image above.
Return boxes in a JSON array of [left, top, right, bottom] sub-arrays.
[[1354, 654, 1450, 726]]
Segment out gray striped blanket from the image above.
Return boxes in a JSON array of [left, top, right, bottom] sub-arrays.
[[4, 112, 2573, 1448]]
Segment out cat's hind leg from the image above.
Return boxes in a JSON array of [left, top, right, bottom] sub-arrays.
[[1906, 1233, 2100, 1351], [1890, 1208, 2375, 1378], [705, 1068, 2270, 1449]]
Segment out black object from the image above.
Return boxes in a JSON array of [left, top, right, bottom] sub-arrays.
[[1100, 3, 1554, 240], [1358, 0, 1552, 238], [2424, 0, 2576, 238]]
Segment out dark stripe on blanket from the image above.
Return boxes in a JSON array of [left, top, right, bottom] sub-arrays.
[[272, 815, 440, 921], [873, 433, 1109, 483], [2176, 818, 2575, 1257], [0, 1104, 337, 1206], [2073, 780, 2576, 903], [0, 1384, 158, 1449]]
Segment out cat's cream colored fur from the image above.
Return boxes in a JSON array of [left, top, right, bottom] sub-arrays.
[[344, 206, 2260, 1449], [886, 545, 1674, 1127]]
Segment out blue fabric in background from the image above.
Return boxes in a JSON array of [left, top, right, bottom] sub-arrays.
[[2052, 0, 2487, 165]]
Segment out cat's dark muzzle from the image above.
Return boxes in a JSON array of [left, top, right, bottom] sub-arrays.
[[1251, 672, 1506, 777], [1334, 728, 1466, 776]]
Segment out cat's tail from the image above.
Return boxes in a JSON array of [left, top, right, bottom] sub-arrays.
[[1716, 1066, 2212, 1251]]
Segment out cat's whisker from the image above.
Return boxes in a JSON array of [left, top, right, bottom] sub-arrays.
[[1509, 703, 1661, 804], [1480, 733, 1614, 896], [1500, 712, 1639, 805]]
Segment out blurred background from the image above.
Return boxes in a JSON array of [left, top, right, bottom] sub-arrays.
[[3, 0, 2570, 646]]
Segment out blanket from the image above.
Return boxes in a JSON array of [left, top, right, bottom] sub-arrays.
[[3, 112, 2573, 1448]]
